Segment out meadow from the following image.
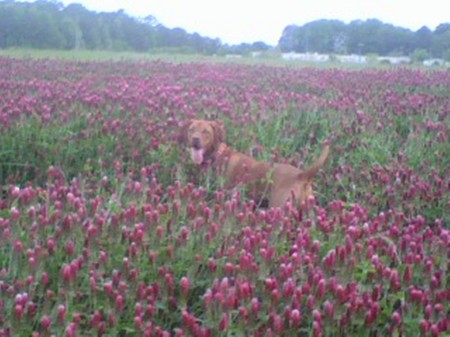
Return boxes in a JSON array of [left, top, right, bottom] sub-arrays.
[[0, 54, 449, 336]]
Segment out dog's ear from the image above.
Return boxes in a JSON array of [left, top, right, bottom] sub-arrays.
[[212, 121, 226, 144], [179, 119, 193, 144]]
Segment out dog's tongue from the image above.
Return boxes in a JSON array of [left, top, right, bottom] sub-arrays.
[[191, 148, 204, 164]]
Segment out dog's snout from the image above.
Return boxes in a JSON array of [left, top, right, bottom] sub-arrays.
[[192, 136, 201, 148]]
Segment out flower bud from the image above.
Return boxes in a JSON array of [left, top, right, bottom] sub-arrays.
[[180, 277, 190, 296]]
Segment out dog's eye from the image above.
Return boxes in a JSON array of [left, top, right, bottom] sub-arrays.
[[202, 129, 210, 135]]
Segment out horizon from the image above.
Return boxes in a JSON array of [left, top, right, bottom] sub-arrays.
[[20, 0, 450, 45]]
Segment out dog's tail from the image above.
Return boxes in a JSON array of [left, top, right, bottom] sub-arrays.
[[299, 145, 330, 181]]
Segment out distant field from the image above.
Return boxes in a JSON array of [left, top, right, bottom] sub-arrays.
[[0, 48, 424, 69], [0, 48, 213, 62], [0, 56, 449, 336]]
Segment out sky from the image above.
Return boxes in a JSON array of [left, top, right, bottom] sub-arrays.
[[36, 0, 450, 45]]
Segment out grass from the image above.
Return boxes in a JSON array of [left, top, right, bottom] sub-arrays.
[[0, 114, 113, 185], [0, 47, 436, 69], [0, 48, 210, 62]]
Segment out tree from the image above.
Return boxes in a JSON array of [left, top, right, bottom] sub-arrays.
[[282, 18, 427, 56], [252, 41, 271, 52], [0, 2, 20, 47], [143, 15, 158, 27], [431, 24, 450, 58], [434, 23, 450, 35], [58, 17, 80, 49], [347, 19, 385, 54], [300, 20, 346, 53], [375, 24, 413, 55], [411, 48, 429, 63], [414, 26, 433, 51], [278, 25, 302, 52], [2, 1, 65, 49]]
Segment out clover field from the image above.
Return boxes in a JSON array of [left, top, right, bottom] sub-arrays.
[[0, 57, 449, 336]]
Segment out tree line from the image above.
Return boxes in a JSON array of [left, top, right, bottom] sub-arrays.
[[0, 0, 271, 54], [279, 19, 450, 60], [1, 0, 449, 60]]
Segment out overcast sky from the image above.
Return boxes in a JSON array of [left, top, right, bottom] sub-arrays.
[[34, 0, 450, 45]]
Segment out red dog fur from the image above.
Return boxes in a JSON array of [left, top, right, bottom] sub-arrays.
[[183, 119, 330, 208]]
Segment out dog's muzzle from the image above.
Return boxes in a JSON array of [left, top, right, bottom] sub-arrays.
[[192, 137, 201, 150]]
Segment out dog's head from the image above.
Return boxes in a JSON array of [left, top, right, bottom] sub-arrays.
[[182, 119, 226, 164]]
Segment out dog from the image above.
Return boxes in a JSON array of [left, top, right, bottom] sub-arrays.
[[182, 119, 330, 208]]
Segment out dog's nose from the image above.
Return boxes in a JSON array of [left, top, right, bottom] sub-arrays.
[[192, 137, 201, 149]]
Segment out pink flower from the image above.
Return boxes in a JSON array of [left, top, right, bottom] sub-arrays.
[[219, 313, 229, 331], [251, 297, 260, 315], [324, 300, 334, 319], [290, 309, 301, 326], [115, 294, 125, 312], [180, 277, 190, 296], [64, 322, 77, 337], [316, 278, 326, 299], [420, 319, 430, 333], [391, 311, 401, 325], [224, 262, 235, 274], [62, 264, 73, 283], [58, 304, 66, 323]]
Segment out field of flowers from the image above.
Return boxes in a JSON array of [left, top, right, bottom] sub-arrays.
[[0, 57, 449, 336]]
